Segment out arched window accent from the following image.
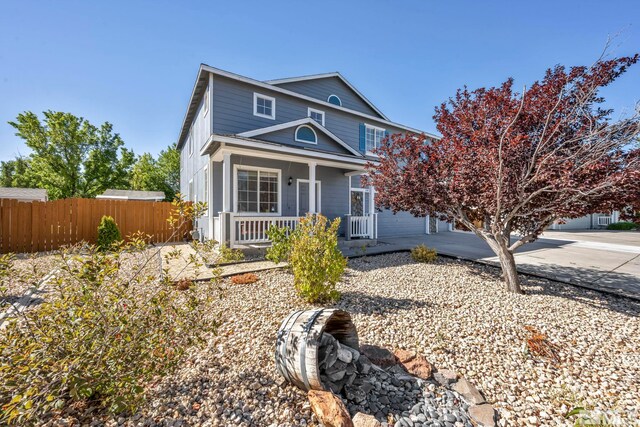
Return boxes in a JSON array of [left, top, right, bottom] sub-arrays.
[[327, 94, 342, 106], [295, 125, 317, 144]]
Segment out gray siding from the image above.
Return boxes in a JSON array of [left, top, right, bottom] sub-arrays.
[[274, 76, 382, 118], [255, 126, 354, 155], [212, 76, 405, 156], [180, 79, 212, 239]]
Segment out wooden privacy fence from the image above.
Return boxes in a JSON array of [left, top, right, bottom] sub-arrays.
[[0, 198, 192, 254]]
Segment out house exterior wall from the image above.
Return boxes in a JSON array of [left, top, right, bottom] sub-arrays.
[[179, 69, 443, 242], [273, 77, 382, 117], [211, 75, 405, 155], [179, 85, 212, 239]]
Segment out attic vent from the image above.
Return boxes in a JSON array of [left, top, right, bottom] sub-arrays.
[[327, 94, 342, 106]]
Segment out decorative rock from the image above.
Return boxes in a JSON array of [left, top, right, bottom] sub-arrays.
[[468, 404, 496, 426], [452, 378, 485, 405], [308, 390, 354, 427], [338, 347, 354, 364], [352, 412, 382, 427], [433, 369, 458, 386], [360, 344, 397, 368], [394, 349, 433, 380]]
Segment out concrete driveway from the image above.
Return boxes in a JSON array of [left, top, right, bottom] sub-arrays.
[[367, 230, 640, 299]]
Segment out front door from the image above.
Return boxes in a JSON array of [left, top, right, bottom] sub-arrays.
[[297, 180, 321, 216]]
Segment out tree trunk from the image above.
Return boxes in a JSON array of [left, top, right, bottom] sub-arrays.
[[495, 244, 524, 294]]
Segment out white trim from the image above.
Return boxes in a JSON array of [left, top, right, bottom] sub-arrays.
[[204, 135, 371, 169], [296, 179, 322, 216], [188, 127, 194, 157], [294, 125, 318, 144], [327, 94, 342, 106], [209, 73, 214, 135], [177, 65, 440, 149], [307, 107, 325, 126], [236, 118, 362, 157], [222, 152, 231, 212], [233, 164, 282, 216], [188, 179, 194, 202], [203, 164, 209, 217], [253, 92, 276, 120], [266, 72, 386, 119]]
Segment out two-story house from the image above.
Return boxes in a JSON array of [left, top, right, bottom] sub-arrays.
[[177, 65, 449, 247]]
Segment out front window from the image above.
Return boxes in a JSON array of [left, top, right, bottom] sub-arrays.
[[236, 168, 279, 214], [253, 93, 276, 119], [365, 125, 385, 153]]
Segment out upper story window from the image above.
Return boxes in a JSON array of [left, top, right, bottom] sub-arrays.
[[308, 107, 325, 126], [253, 93, 276, 119], [295, 125, 317, 144], [365, 124, 386, 154], [188, 127, 194, 157], [203, 87, 210, 116], [235, 166, 280, 214], [327, 94, 342, 106]]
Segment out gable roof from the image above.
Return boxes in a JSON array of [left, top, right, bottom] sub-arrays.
[[177, 64, 440, 150], [237, 118, 362, 157], [96, 189, 165, 201], [0, 187, 48, 201], [264, 72, 389, 120]]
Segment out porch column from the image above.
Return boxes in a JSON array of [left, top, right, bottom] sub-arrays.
[[308, 161, 317, 214], [368, 185, 375, 239], [220, 151, 232, 246], [222, 151, 231, 212]]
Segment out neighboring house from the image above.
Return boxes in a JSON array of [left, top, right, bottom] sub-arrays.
[[550, 211, 621, 230], [177, 65, 449, 247], [96, 189, 165, 201], [0, 187, 48, 202]]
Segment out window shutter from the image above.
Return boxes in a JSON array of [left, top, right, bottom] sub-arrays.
[[359, 123, 366, 152]]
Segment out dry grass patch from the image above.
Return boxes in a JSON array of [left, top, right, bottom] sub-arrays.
[[230, 273, 259, 284]]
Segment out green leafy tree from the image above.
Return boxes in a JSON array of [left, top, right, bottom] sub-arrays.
[[8, 111, 135, 199], [0, 157, 32, 188], [131, 143, 180, 201]]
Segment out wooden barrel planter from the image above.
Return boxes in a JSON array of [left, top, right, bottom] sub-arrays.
[[275, 308, 359, 392]]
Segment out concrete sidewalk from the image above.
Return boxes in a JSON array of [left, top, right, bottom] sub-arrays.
[[355, 231, 640, 300]]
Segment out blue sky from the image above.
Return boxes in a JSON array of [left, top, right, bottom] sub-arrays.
[[1, 0, 638, 161]]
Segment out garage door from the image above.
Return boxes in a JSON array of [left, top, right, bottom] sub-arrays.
[[376, 209, 426, 238]]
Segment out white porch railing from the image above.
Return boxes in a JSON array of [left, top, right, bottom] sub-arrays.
[[597, 216, 612, 226], [346, 214, 377, 239], [232, 216, 300, 246]]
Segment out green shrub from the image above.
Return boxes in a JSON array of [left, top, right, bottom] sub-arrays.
[[411, 244, 438, 263], [218, 244, 245, 263], [96, 215, 122, 251], [288, 214, 346, 303], [607, 221, 638, 230], [0, 199, 218, 424], [265, 224, 292, 264]]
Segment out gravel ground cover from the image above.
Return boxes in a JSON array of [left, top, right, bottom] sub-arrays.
[[43, 253, 640, 426], [0, 252, 58, 309]]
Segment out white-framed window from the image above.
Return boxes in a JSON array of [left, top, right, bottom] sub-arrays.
[[203, 87, 210, 116], [203, 164, 209, 215], [365, 124, 386, 154], [308, 107, 325, 126], [295, 125, 317, 144], [327, 94, 342, 106], [188, 128, 193, 157], [188, 179, 194, 202], [234, 165, 281, 214], [253, 93, 276, 119]]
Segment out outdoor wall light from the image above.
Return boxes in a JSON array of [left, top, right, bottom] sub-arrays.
[[288, 176, 293, 186]]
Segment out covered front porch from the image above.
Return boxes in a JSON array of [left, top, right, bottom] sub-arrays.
[[202, 135, 378, 248]]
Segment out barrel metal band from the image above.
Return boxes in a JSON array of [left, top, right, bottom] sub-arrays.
[[299, 309, 326, 390]]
